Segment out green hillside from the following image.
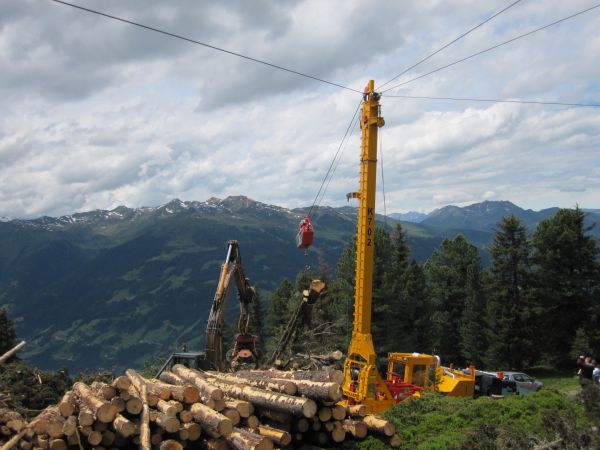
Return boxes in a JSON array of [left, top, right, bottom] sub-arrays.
[[2, 197, 595, 373]]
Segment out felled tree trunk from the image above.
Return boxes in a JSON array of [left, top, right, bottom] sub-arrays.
[[363, 415, 395, 436], [73, 382, 117, 424], [183, 422, 202, 441], [77, 407, 94, 427], [145, 379, 171, 400], [113, 414, 137, 438], [160, 439, 183, 450], [57, 392, 75, 418], [331, 422, 346, 443], [125, 387, 143, 415], [257, 409, 291, 424], [331, 405, 347, 420], [342, 419, 367, 439], [222, 408, 241, 426], [189, 403, 232, 437], [224, 399, 253, 418], [112, 375, 131, 391], [156, 399, 178, 418], [254, 425, 292, 447], [38, 407, 65, 439], [237, 368, 343, 384], [125, 369, 151, 450], [206, 372, 297, 396], [90, 381, 116, 401], [0, 429, 26, 450], [225, 428, 273, 450], [156, 372, 200, 404], [346, 404, 368, 416], [0, 341, 26, 364], [195, 376, 317, 418], [171, 366, 223, 401], [283, 378, 341, 402], [154, 412, 180, 433]]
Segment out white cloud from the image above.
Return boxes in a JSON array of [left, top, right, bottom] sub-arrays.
[[0, 0, 599, 218]]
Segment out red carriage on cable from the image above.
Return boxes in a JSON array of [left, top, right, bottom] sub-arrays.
[[296, 215, 314, 250]]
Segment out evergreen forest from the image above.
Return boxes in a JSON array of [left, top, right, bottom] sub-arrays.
[[260, 206, 600, 371]]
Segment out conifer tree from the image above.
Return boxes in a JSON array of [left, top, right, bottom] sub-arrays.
[[484, 215, 532, 369], [403, 260, 432, 353], [327, 238, 356, 350], [264, 279, 294, 338], [570, 327, 592, 361], [371, 227, 392, 359], [532, 207, 599, 365], [390, 223, 410, 275], [425, 235, 485, 366], [383, 223, 413, 353], [0, 309, 16, 355], [310, 261, 338, 330], [459, 261, 486, 367], [248, 288, 264, 357]]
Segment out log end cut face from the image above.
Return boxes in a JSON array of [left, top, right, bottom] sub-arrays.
[[301, 399, 317, 418]]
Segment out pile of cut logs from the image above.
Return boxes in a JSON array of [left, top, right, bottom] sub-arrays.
[[0, 366, 400, 449]]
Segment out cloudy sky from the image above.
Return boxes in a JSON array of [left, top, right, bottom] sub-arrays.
[[1, 0, 599, 219]]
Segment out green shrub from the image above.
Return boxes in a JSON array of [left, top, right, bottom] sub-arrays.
[[0, 361, 71, 417], [346, 391, 594, 450], [580, 384, 600, 423], [73, 369, 114, 385]]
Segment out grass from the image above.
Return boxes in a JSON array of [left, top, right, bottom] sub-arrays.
[[538, 374, 580, 395], [526, 366, 580, 396], [344, 387, 597, 450]]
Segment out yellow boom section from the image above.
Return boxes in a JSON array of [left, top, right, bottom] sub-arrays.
[[340, 81, 393, 413]]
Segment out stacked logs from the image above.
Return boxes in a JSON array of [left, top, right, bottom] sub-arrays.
[[0, 367, 400, 449]]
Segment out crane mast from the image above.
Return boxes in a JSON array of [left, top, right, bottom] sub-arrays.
[[341, 80, 394, 413]]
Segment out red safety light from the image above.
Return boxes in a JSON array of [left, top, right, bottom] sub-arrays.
[[296, 216, 314, 249]]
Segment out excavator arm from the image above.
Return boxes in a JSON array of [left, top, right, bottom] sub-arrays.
[[157, 240, 258, 377], [232, 249, 256, 336], [205, 240, 257, 371]]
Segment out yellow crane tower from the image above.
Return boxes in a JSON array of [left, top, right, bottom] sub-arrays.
[[340, 80, 395, 413]]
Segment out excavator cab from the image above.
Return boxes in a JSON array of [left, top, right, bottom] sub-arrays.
[[156, 351, 210, 378]]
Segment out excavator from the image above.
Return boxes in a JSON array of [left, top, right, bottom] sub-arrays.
[[157, 240, 259, 376], [338, 81, 481, 413], [206, 240, 260, 371]]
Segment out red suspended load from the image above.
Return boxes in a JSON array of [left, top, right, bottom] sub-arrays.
[[296, 215, 314, 249]]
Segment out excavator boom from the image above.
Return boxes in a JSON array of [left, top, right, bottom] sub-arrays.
[[157, 240, 258, 377], [205, 240, 257, 371]]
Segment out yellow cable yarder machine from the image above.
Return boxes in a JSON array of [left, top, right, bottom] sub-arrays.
[[339, 81, 477, 413], [339, 81, 394, 414]]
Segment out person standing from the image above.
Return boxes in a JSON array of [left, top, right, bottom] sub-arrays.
[[593, 361, 600, 385], [577, 355, 594, 388]]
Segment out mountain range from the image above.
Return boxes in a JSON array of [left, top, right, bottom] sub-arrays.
[[0, 197, 597, 373]]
